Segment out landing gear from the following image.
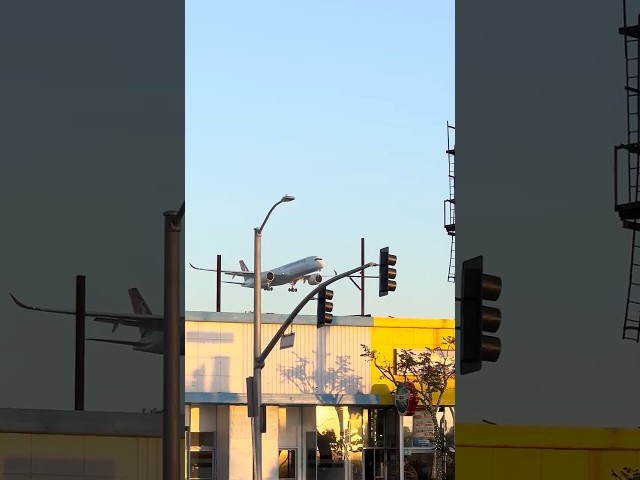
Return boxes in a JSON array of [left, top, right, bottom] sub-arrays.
[[287, 286, 298, 292]]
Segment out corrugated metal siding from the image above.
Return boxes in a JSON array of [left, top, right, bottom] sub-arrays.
[[186, 321, 371, 396], [318, 325, 371, 396], [185, 321, 252, 394], [261, 323, 318, 395]]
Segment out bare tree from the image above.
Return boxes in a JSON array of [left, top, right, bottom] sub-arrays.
[[361, 336, 455, 480]]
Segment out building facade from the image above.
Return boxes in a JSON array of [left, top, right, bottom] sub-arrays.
[[185, 312, 455, 480]]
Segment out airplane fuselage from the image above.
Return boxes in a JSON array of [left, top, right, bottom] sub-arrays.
[[134, 325, 185, 355], [242, 256, 325, 289]]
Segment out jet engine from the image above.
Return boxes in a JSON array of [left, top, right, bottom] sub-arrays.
[[307, 274, 322, 285], [266, 271, 275, 282]]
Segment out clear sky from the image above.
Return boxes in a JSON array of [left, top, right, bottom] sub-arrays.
[[186, 1, 455, 319]]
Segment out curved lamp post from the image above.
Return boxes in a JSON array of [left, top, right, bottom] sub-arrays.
[[253, 194, 294, 480]]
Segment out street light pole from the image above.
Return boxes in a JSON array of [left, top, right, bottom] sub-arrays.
[[253, 225, 262, 480], [253, 194, 294, 480], [163, 201, 184, 480]]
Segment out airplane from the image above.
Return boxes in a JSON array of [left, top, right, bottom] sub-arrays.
[[190, 255, 326, 292], [9, 288, 184, 356]]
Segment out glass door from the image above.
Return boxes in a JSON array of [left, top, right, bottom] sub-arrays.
[[279, 449, 298, 479]]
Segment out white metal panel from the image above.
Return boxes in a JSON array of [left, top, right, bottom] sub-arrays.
[[186, 321, 252, 394], [319, 325, 371, 396], [186, 321, 372, 396], [261, 323, 318, 395]]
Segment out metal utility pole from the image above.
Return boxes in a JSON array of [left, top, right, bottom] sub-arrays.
[[74, 275, 85, 411], [163, 201, 184, 480], [360, 238, 365, 316], [216, 254, 222, 312], [252, 194, 295, 480]]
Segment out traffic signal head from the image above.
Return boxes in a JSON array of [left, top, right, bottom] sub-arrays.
[[460, 256, 502, 375], [379, 247, 397, 297], [317, 288, 334, 327]]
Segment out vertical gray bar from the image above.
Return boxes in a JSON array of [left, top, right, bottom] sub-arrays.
[[74, 275, 85, 411]]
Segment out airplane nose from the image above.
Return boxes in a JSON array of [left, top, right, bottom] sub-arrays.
[[318, 260, 325, 268]]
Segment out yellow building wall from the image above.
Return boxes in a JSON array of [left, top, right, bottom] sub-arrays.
[[370, 317, 455, 405], [0, 432, 183, 479], [456, 423, 640, 480]]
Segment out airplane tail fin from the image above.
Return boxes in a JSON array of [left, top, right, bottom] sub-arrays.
[[128, 288, 153, 337], [239, 260, 249, 272]]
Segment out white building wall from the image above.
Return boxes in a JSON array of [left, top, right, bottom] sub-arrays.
[[227, 405, 279, 480], [319, 325, 371, 396], [216, 406, 230, 480], [261, 323, 318, 395], [186, 321, 372, 398], [263, 406, 280, 479], [228, 406, 252, 480], [185, 322, 252, 394], [188, 405, 215, 432], [278, 407, 301, 448]]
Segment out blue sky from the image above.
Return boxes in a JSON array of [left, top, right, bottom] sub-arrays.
[[186, 1, 455, 319]]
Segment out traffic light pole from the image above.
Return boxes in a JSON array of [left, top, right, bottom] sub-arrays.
[[256, 262, 376, 366]]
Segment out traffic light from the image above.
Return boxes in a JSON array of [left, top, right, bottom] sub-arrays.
[[460, 256, 502, 375], [317, 288, 334, 327], [379, 247, 397, 297]]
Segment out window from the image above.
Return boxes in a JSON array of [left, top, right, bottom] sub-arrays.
[[190, 451, 214, 480], [278, 449, 296, 479]]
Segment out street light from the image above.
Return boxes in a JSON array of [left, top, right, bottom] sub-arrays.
[[253, 194, 294, 480]]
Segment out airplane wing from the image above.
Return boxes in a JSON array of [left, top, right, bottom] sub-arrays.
[[189, 263, 254, 278], [306, 270, 378, 279], [331, 269, 378, 278], [9, 293, 181, 334], [88, 338, 143, 347], [10, 293, 163, 321]]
